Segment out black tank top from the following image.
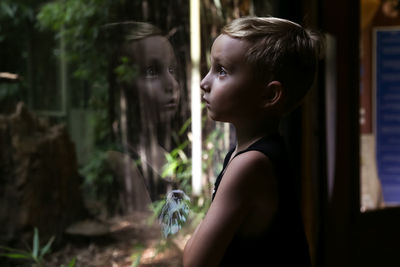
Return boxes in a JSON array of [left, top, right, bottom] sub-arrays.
[[212, 134, 311, 267]]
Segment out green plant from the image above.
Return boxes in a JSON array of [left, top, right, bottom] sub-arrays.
[[162, 116, 225, 193], [162, 139, 192, 193], [37, 0, 115, 147], [0, 228, 77, 267], [0, 227, 54, 267], [61, 257, 77, 267], [114, 56, 138, 84], [130, 244, 145, 267]]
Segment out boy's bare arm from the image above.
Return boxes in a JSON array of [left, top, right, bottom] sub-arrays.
[[183, 151, 277, 267]]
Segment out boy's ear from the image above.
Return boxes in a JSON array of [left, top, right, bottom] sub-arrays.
[[261, 81, 285, 109]]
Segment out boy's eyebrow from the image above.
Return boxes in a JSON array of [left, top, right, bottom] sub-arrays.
[[142, 57, 176, 67], [211, 55, 233, 68]]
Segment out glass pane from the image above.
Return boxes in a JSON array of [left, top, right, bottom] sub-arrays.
[[0, 1, 265, 266]]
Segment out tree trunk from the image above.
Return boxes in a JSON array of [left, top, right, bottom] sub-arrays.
[[0, 102, 85, 244]]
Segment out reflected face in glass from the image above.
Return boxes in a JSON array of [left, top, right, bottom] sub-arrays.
[[125, 35, 180, 120], [200, 34, 263, 123]]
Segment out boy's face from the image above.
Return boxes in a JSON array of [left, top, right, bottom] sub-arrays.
[[200, 34, 264, 123], [125, 35, 180, 121]]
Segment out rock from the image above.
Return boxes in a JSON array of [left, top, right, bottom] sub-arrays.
[[65, 220, 109, 236]]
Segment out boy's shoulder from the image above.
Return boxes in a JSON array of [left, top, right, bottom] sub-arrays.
[[220, 150, 277, 201], [213, 150, 278, 234], [231, 150, 272, 172]]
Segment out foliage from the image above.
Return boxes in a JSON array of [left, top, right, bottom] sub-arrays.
[[36, 0, 110, 79], [0, 227, 55, 267], [37, 0, 112, 138], [0, 0, 37, 28], [62, 257, 77, 267], [161, 117, 192, 194], [79, 149, 118, 215], [162, 117, 225, 194], [130, 244, 145, 267], [152, 117, 225, 239], [80, 150, 112, 196], [114, 56, 139, 85], [0, 228, 77, 267], [162, 139, 192, 192], [203, 124, 225, 177], [37, 0, 124, 213], [88, 105, 114, 148]]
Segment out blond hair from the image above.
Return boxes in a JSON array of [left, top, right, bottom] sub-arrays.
[[102, 21, 162, 44], [222, 16, 324, 111]]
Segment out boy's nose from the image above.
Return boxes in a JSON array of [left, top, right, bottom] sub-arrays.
[[200, 74, 210, 92], [164, 71, 177, 93]]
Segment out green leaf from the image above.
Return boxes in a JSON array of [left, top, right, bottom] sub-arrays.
[[165, 153, 174, 163], [161, 161, 178, 178], [67, 257, 76, 267], [0, 2, 16, 17], [131, 244, 144, 267], [0, 253, 30, 259], [179, 118, 192, 136], [131, 252, 142, 267], [40, 236, 55, 257], [32, 227, 39, 259], [0, 246, 29, 254]]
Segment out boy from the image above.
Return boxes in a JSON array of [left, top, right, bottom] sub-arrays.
[[104, 22, 181, 210], [183, 16, 322, 266]]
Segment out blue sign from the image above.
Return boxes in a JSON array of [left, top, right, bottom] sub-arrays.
[[375, 28, 400, 204]]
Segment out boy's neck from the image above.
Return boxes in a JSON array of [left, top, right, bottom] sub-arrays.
[[233, 117, 280, 152]]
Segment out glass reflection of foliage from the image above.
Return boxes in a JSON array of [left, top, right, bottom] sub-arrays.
[[114, 56, 139, 85], [79, 150, 119, 215]]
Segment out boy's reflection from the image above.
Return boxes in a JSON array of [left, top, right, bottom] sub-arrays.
[[106, 22, 181, 213]]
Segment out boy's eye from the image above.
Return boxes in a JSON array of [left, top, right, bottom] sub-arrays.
[[145, 66, 159, 77], [168, 66, 176, 75], [217, 66, 227, 76]]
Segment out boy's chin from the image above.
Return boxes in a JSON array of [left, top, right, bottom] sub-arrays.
[[206, 110, 217, 121], [207, 112, 227, 123]]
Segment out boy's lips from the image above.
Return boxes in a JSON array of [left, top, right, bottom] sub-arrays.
[[164, 98, 178, 109], [202, 96, 211, 109], [202, 95, 210, 104], [164, 103, 177, 109]]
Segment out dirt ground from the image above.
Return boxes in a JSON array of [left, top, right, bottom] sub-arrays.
[[43, 212, 188, 267]]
